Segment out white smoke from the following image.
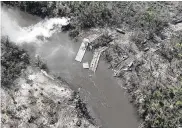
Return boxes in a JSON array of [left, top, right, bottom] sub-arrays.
[[1, 6, 75, 62], [1, 6, 70, 44]]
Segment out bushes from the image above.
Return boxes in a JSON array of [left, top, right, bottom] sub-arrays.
[[70, 92, 95, 125], [3, 1, 172, 39], [171, 31, 182, 59], [67, 2, 111, 28], [69, 28, 80, 38], [2, 1, 58, 18], [1, 38, 30, 88], [34, 55, 49, 73], [89, 31, 113, 49], [138, 85, 182, 128], [1, 37, 49, 88]]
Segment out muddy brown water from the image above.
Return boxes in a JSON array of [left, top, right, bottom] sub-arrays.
[[2, 6, 139, 128]]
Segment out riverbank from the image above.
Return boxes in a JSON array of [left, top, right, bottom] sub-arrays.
[[1, 37, 98, 128], [78, 26, 182, 128], [63, 2, 182, 127]]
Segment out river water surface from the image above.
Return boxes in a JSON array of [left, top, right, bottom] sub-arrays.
[[1, 6, 139, 128]]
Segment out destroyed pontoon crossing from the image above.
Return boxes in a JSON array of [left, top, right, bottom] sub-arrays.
[[75, 33, 107, 72], [89, 47, 108, 72], [75, 38, 90, 62]]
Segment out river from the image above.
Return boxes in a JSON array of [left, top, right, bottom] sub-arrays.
[[1, 5, 139, 128]]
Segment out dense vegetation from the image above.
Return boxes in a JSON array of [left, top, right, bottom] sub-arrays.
[[3, 1, 178, 38], [135, 85, 182, 128], [1, 37, 30, 88], [1, 37, 48, 88]]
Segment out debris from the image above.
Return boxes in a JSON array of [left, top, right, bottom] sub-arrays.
[[88, 33, 112, 49], [141, 39, 147, 44], [122, 68, 128, 71], [172, 19, 182, 25], [109, 41, 115, 45], [113, 69, 124, 77], [122, 55, 128, 61], [28, 75, 36, 80], [41, 70, 54, 80], [113, 70, 118, 77], [90, 51, 100, 72], [116, 28, 125, 34], [90, 47, 108, 72], [75, 34, 103, 62], [144, 47, 149, 52], [75, 38, 90, 62], [83, 62, 89, 69], [89, 45, 93, 50], [76, 119, 82, 126], [87, 34, 103, 43], [128, 61, 133, 68]]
